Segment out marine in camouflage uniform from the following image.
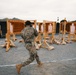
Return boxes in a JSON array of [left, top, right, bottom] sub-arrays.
[[16, 21, 43, 74]]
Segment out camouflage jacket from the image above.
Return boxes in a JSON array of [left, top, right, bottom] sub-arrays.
[[21, 26, 38, 43]]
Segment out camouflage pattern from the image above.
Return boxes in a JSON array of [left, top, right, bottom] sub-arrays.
[[21, 26, 38, 43], [21, 26, 41, 67]]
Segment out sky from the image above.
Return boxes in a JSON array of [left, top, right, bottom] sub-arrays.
[[0, 0, 76, 22]]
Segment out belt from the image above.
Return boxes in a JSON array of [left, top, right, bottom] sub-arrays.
[[25, 41, 35, 46], [25, 41, 32, 43]]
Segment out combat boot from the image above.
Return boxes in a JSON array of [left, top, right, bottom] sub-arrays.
[[16, 64, 22, 74], [38, 62, 43, 67]]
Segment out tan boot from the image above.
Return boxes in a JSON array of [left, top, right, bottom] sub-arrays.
[[16, 64, 22, 74], [38, 62, 43, 67]]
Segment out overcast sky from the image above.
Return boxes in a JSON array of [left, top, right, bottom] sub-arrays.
[[0, 0, 76, 22]]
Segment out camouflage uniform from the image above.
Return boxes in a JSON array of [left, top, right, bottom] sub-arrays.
[[21, 26, 41, 67]]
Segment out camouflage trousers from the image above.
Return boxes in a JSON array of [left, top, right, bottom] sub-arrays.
[[22, 43, 41, 67]]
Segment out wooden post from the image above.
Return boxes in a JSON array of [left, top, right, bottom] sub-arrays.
[[33, 20, 43, 49], [59, 19, 67, 45], [1, 20, 25, 52], [1, 20, 16, 52], [68, 23, 76, 42], [41, 20, 54, 50], [35, 32, 42, 50]]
